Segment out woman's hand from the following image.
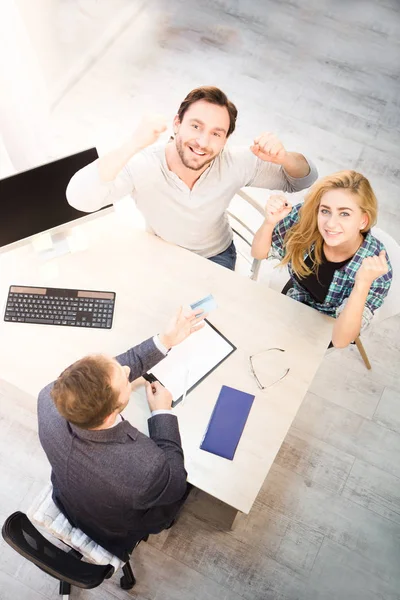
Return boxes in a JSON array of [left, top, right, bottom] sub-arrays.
[[264, 194, 292, 226], [355, 250, 389, 288]]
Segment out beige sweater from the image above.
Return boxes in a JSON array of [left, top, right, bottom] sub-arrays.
[[66, 144, 317, 258]]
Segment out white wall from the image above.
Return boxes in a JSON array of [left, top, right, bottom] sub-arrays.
[[0, 0, 53, 174]]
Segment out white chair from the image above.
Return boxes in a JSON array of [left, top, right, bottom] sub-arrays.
[[355, 227, 400, 369], [370, 227, 400, 323], [231, 189, 295, 287], [227, 189, 265, 280]]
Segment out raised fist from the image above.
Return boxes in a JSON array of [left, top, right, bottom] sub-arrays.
[[132, 115, 168, 150], [250, 132, 287, 164], [264, 194, 292, 225], [355, 250, 389, 287]]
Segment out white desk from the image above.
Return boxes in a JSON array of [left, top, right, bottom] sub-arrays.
[[0, 210, 333, 514]]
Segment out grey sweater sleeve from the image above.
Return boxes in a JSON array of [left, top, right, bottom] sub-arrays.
[[227, 147, 318, 193], [66, 158, 136, 213], [115, 337, 166, 381], [247, 156, 318, 192]]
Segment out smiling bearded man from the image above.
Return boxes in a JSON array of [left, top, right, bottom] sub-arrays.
[[67, 86, 318, 271]]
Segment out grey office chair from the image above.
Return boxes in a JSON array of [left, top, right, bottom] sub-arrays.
[[2, 511, 140, 598]]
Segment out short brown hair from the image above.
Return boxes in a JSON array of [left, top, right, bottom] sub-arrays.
[[177, 86, 237, 137], [51, 355, 119, 429]]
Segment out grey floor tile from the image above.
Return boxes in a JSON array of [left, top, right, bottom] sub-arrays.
[[324, 323, 400, 393], [13, 561, 59, 600], [309, 358, 384, 419], [234, 499, 324, 576], [342, 459, 400, 526], [356, 144, 400, 187], [0, 536, 25, 580], [78, 541, 239, 600], [161, 511, 308, 600], [0, 570, 48, 600], [294, 392, 400, 480], [74, 580, 148, 600], [373, 387, 400, 435], [182, 488, 238, 530], [188, 494, 323, 577], [275, 427, 355, 493], [308, 539, 400, 600], [153, 554, 243, 600], [259, 464, 400, 586]]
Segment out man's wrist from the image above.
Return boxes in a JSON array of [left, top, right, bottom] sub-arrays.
[[281, 152, 310, 177], [153, 334, 170, 354], [122, 138, 143, 158], [158, 333, 172, 351], [151, 408, 173, 416]]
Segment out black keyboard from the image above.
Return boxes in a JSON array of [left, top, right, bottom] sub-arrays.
[[4, 285, 116, 329]]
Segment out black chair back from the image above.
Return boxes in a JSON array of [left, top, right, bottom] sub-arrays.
[[1, 512, 114, 589]]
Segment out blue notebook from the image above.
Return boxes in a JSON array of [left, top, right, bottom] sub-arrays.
[[200, 385, 255, 460]]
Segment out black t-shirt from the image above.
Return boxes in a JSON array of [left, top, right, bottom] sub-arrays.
[[293, 249, 350, 303]]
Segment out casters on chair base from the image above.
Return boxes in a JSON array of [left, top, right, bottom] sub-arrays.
[[120, 561, 136, 589], [59, 579, 71, 597], [120, 573, 136, 590]]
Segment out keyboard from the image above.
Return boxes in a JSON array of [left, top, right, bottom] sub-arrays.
[[4, 285, 116, 329]]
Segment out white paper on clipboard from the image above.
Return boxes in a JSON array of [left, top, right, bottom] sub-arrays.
[[149, 321, 235, 405]]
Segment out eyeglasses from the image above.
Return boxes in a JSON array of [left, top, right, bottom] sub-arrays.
[[249, 347, 290, 390]]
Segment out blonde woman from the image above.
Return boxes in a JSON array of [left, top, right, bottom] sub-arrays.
[[252, 170, 392, 348]]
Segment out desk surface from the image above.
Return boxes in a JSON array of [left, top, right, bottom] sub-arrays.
[[0, 211, 333, 513]]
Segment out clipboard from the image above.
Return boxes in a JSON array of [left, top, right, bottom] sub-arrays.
[[146, 320, 236, 407]]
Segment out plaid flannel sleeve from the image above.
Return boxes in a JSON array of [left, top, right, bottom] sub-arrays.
[[270, 204, 302, 259], [364, 270, 393, 313], [336, 269, 393, 330]]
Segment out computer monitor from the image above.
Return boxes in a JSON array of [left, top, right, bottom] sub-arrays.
[[0, 148, 108, 248]]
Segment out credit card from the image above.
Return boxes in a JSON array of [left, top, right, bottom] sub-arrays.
[[190, 294, 218, 313]]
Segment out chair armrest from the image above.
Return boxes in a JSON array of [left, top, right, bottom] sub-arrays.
[[236, 190, 265, 217]]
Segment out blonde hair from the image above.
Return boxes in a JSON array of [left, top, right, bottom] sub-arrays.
[[281, 170, 378, 278]]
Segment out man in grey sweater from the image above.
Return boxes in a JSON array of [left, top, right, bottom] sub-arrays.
[[37, 307, 204, 562], [66, 86, 318, 271]]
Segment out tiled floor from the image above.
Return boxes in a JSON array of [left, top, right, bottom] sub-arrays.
[[1, 0, 400, 598]]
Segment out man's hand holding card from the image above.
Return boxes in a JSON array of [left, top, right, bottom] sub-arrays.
[[159, 304, 207, 350], [190, 293, 218, 314]]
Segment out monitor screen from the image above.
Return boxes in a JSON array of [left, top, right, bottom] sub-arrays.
[[0, 148, 108, 248]]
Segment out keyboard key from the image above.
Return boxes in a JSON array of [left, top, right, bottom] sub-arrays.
[[25, 318, 54, 324]]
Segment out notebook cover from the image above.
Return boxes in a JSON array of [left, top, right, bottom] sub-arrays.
[[200, 385, 255, 460]]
